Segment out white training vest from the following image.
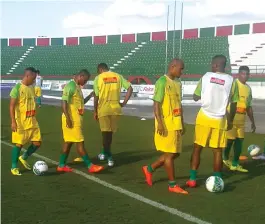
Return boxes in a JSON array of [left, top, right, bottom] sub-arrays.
[[201, 72, 234, 118], [35, 75, 43, 87]]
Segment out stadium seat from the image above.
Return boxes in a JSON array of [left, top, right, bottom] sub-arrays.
[[1, 36, 230, 81]]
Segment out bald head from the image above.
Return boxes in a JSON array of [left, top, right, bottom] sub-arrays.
[[168, 58, 184, 78], [211, 55, 227, 73]]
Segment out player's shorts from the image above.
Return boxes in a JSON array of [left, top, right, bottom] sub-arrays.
[[226, 125, 245, 140], [12, 128, 42, 145], [154, 130, 182, 153], [62, 124, 84, 143], [98, 115, 119, 132], [194, 125, 227, 149]]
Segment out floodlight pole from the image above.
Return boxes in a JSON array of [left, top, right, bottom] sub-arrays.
[[173, 0, 177, 58], [179, 1, 183, 59], [165, 5, 169, 74]]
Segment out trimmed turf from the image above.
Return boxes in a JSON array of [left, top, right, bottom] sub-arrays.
[[1, 99, 265, 224]]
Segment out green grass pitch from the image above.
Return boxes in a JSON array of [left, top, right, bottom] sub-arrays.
[[1, 99, 265, 224]]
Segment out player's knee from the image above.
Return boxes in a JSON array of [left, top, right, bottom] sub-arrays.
[[32, 141, 41, 147], [15, 144, 22, 148], [166, 153, 179, 159]]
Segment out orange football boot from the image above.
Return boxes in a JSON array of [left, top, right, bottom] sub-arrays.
[[168, 185, 188, 194], [186, 180, 197, 188], [88, 164, 104, 173], [142, 166, 153, 186], [57, 166, 73, 172], [239, 155, 248, 161]]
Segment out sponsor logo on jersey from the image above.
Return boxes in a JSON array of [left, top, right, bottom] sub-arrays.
[[210, 77, 225, 85], [103, 77, 118, 84]]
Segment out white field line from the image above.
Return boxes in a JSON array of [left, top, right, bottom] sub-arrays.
[[1, 140, 211, 224]]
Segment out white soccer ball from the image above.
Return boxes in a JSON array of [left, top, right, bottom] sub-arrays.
[[248, 144, 261, 157], [205, 176, 224, 193], [33, 161, 48, 176], [98, 153, 105, 161]]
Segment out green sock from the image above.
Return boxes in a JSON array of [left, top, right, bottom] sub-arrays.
[[102, 148, 112, 159], [213, 172, 222, 178], [82, 154, 92, 168], [59, 153, 69, 167], [147, 164, 154, 173], [223, 139, 234, 160], [232, 138, 243, 166], [190, 170, 197, 180], [36, 97, 41, 106], [168, 181, 177, 187], [11, 146, 21, 169], [22, 144, 39, 160]]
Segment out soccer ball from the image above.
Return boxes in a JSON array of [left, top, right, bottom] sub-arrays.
[[33, 161, 48, 176], [98, 153, 105, 161], [248, 145, 261, 157], [205, 176, 224, 193]]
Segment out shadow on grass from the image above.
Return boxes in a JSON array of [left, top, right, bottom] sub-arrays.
[[225, 159, 265, 185], [66, 150, 157, 169]]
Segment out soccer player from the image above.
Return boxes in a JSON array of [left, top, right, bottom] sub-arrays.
[[186, 55, 239, 188], [223, 66, 256, 172], [94, 63, 133, 167], [73, 91, 95, 162], [34, 70, 42, 108], [10, 67, 41, 175], [142, 58, 188, 194], [57, 70, 104, 173]]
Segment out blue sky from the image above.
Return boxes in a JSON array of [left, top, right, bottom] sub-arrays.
[[1, 0, 264, 38]]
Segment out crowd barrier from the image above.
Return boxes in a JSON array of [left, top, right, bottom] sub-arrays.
[[1, 80, 265, 99]]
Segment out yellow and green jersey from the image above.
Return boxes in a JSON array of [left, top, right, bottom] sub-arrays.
[[194, 73, 239, 129], [34, 86, 42, 97], [93, 71, 131, 118], [62, 80, 84, 127], [153, 75, 183, 131], [230, 79, 252, 126], [10, 83, 39, 130]]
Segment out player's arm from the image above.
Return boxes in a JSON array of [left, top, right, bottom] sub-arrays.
[[153, 78, 166, 136], [193, 78, 202, 101], [179, 83, 185, 135], [227, 80, 239, 128], [84, 91, 94, 104], [62, 83, 75, 128], [246, 89, 256, 133], [120, 75, 133, 107], [93, 77, 99, 120], [10, 86, 19, 132]]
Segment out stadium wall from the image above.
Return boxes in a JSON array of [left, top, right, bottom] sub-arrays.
[[2, 22, 265, 47]]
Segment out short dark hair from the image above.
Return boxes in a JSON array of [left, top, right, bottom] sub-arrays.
[[78, 69, 90, 76], [25, 67, 37, 73], [36, 69, 40, 74], [212, 55, 227, 67], [239, 66, 250, 74], [97, 63, 109, 71]]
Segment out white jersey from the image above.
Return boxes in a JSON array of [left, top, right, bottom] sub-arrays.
[[200, 72, 234, 118], [35, 75, 43, 87]]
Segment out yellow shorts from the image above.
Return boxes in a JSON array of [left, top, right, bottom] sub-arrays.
[[62, 118, 84, 142], [194, 125, 226, 149], [12, 128, 42, 145], [226, 125, 245, 139], [154, 130, 182, 153], [99, 116, 119, 132], [62, 125, 84, 142]]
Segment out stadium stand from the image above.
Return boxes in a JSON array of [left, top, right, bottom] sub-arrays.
[[1, 22, 265, 83], [229, 34, 265, 74]]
